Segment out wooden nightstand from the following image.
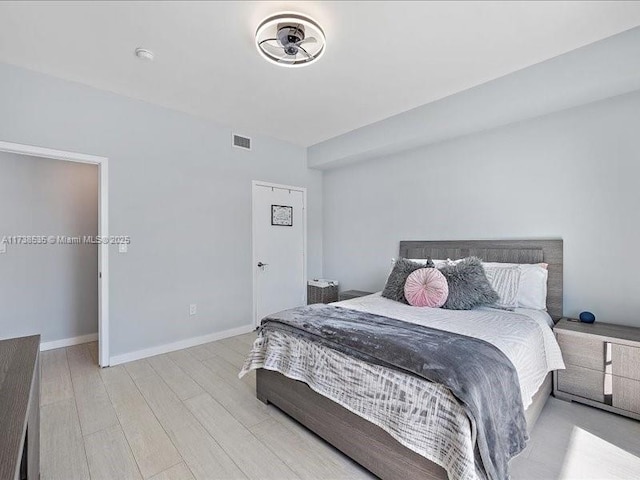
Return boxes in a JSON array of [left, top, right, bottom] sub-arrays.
[[554, 318, 640, 420], [338, 290, 374, 301]]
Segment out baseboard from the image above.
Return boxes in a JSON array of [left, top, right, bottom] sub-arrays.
[[40, 333, 98, 351], [109, 324, 256, 366]]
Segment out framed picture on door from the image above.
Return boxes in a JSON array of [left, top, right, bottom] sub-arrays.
[[271, 205, 293, 226]]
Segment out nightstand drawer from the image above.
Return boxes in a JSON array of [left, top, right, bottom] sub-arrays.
[[557, 365, 604, 403], [613, 376, 640, 414], [612, 344, 640, 381], [557, 333, 605, 371]]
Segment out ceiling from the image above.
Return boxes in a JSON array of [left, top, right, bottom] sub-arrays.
[[1, 1, 640, 147]]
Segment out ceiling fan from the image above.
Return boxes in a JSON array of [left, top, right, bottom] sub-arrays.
[[255, 13, 326, 67]]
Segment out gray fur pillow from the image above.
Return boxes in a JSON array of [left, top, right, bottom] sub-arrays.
[[382, 258, 433, 303], [439, 257, 499, 310]]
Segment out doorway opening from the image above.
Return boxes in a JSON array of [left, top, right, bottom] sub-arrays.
[[0, 141, 110, 366]]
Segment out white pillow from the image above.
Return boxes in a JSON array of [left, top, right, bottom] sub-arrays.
[[483, 262, 548, 310], [390, 258, 433, 267], [517, 263, 548, 310], [483, 264, 521, 310], [433, 258, 456, 268]]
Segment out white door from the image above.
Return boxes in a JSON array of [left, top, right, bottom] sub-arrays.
[[253, 182, 306, 326]]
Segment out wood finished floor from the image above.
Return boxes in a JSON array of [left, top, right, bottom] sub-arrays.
[[41, 333, 640, 480]]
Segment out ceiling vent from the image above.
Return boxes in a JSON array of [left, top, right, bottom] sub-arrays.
[[232, 134, 251, 150]]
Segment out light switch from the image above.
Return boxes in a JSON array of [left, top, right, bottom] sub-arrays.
[[118, 243, 128, 253]]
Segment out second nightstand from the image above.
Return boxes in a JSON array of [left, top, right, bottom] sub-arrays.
[[554, 318, 640, 421], [338, 290, 374, 301]]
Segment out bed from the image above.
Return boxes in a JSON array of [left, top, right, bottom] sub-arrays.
[[245, 239, 564, 480]]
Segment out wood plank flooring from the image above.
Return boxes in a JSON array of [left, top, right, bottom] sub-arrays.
[[41, 333, 640, 480], [40, 333, 370, 480]]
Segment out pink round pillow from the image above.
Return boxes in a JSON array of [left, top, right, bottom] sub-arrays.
[[404, 268, 449, 307]]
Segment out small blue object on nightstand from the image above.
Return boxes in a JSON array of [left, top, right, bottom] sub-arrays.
[[579, 311, 596, 323]]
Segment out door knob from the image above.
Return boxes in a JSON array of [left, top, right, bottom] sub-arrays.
[[257, 262, 268, 267]]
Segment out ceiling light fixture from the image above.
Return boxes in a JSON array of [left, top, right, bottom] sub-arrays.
[[134, 48, 154, 61], [255, 13, 326, 68]]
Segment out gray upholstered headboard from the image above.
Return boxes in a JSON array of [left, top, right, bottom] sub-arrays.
[[399, 239, 563, 321]]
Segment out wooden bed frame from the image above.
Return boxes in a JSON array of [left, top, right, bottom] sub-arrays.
[[257, 239, 563, 479]]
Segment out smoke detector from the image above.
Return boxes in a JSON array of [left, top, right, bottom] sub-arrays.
[[255, 13, 326, 67], [135, 48, 154, 61]]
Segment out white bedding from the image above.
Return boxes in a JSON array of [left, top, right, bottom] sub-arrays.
[[335, 292, 565, 408]]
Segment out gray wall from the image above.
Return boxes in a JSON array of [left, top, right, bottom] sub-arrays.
[[0, 62, 322, 357], [323, 89, 640, 327], [0, 152, 98, 342]]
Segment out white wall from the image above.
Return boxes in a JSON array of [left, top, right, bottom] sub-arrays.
[[0, 62, 322, 357], [0, 152, 98, 342], [323, 89, 640, 327], [309, 27, 640, 170]]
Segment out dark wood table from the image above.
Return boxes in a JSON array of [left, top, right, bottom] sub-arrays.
[[0, 335, 40, 480]]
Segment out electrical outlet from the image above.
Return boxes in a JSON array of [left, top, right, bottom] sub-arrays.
[[0, 242, 6, 254], [189, 304, 197, 316], [118, 243, 128, 253]]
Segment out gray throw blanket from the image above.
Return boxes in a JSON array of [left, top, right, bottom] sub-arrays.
[[260, 304, 528, 480]]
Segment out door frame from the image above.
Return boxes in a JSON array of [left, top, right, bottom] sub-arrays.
[[0, 141, 110, 366], [251, 180, 307, 327]]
